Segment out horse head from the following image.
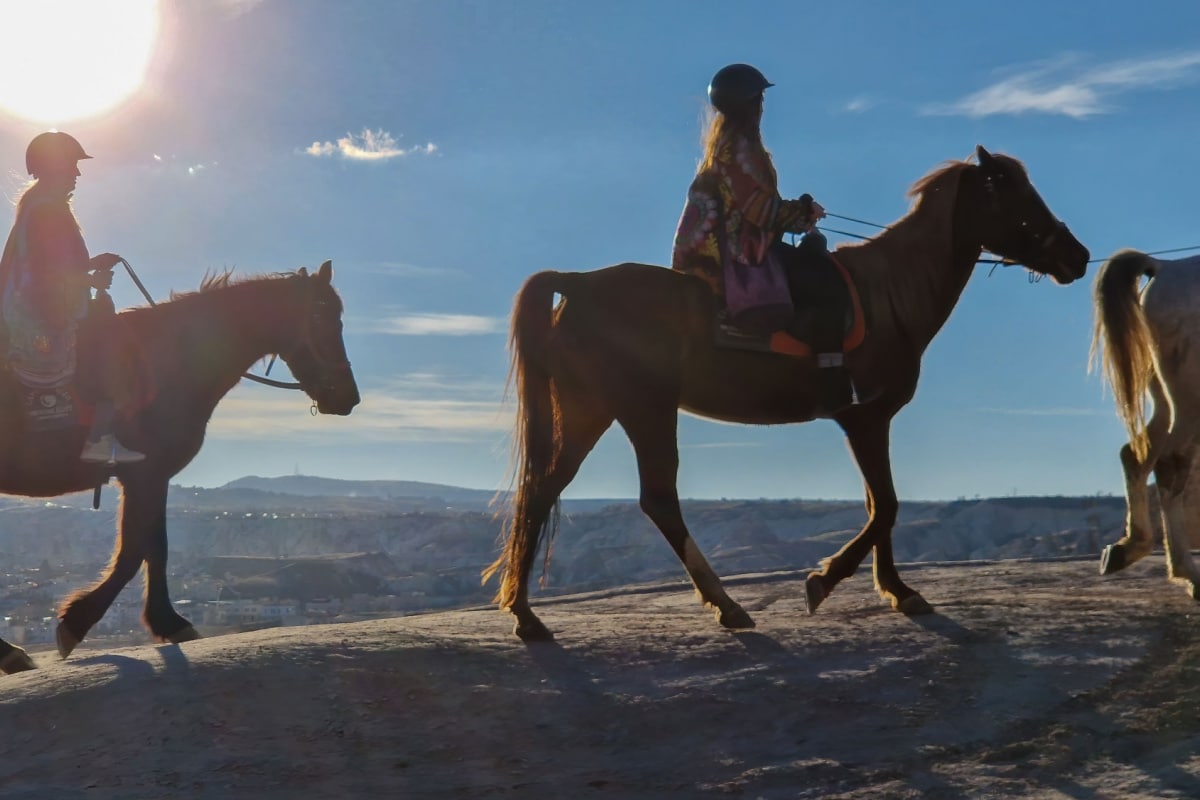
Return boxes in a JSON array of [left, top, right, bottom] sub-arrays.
[[970, 145, 1089, 285], [278, 260, 360, 415]]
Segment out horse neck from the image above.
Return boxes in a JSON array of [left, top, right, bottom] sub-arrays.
[[154, 278, 306, 393], [845, 170, 982, 352]]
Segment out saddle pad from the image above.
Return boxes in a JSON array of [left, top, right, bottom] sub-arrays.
[[21, 383, 86, 433], [714, 255, 866, 359]]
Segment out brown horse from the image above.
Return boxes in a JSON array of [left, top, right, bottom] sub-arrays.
[[0, 261, 359, 675], [483, 146, 1090, 640], [1091, 249, 1200, 598]]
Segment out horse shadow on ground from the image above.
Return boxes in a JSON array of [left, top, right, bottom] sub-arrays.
[[909, 611, 1200, 799]]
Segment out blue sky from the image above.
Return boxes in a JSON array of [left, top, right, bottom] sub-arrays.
[[1, 0, 1198, 501]]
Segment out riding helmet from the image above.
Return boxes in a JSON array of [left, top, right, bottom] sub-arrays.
[[708, 64, 774, 115], [26, 131, 92, 177]]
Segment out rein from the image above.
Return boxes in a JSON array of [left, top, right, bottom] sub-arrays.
[[823, 212, 1200, 268], [117, 258, 304, 390]]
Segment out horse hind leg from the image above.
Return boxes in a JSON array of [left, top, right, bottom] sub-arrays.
[[504, 388, 613, 641], [621, 409, 753, 630], [1155, 440, 1200, 600], [1101, 379, 1171, 575]]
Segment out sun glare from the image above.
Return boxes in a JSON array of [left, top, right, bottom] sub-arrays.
[[0, 0, 161, 123]]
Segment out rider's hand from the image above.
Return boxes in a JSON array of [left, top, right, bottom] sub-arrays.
[[89, 269, 114, 290], [808, 200, 827, 223], [89, 252, 122, 272]]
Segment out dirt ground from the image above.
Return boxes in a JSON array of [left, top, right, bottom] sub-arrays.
[[2, 555, 1199, 799]]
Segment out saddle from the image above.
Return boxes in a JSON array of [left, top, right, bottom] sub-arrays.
[[716, 239, 866, 359]]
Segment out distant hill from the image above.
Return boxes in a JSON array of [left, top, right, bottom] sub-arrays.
[[222, 475, 500, 506], [214, 475, 625, 514]]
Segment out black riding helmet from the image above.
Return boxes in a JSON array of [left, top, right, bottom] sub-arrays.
[[708, 63, 774, 115], [26, 131, 91, 177]]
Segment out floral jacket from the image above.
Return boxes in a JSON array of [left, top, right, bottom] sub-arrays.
[[671, 133, 812, 299], [0, 191, 93, 385]]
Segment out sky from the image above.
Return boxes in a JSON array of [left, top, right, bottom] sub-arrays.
[[0, 0, 1198, 501]]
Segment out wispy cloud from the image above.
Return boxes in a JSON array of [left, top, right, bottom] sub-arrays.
[[926, 51, 1200, 118], [217, 0, 264, 17], [680, 442, 766, 450], [364, 261, 458, 278], [841, 97, 873, 114], [207, 374, 511, 443], [363, 313, 505, 336], [978, 407, 1102, 417], [305, 128, 438, 161]]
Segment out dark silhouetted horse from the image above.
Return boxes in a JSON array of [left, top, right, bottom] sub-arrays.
[[484, 146, 1090, 640], [0, 260, 359, 674]]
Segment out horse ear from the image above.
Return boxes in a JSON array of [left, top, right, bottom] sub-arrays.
[[317, 260, 332, 283], [976, 145, 994, 166]]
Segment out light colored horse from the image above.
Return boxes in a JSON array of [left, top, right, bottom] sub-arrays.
[[1092, 249, 1200, 598]]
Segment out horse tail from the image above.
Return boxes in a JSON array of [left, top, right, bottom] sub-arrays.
[[483, 270, 568, 609], [1090, 249, 1159, 461]]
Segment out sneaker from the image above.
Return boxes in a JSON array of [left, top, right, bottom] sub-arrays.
[[80, 434, 146, 465]]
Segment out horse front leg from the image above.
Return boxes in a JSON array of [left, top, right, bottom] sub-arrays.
[[622, 409, 753, 630], [0, 638, 36, 674], [57, 505, 146, 659], [808, 412, 928, 614], [137, 476, 200, 643]]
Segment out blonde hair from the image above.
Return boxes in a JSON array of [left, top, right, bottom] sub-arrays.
[[697, 106, 769, 174]]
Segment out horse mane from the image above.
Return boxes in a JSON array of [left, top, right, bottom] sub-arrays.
[[905, 159, 971, 202], [166, 269, 300, 302], [836, 156, 977, 342]]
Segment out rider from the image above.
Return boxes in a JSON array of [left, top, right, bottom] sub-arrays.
[[0, 131, 145, 464], [672, 63, 854, 410]]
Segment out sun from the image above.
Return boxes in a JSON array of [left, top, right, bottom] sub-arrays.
[[0, 0, 161, 124]]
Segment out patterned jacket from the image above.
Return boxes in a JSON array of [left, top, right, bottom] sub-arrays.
[[0, 189, 93, 386], [671, 132, 811, 298]]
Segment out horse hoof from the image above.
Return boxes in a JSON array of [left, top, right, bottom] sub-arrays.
[[716, 605, 756, 630], [167, 625, 202, 644], [56, 623, 81, 660], [0, 648, 36, 674], [1100, 544, 1127, 575], [897, 594, 934, 615], [514, 616, 554, 642], [804, 573, 828, 615]]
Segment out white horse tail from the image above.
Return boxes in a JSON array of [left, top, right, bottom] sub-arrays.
[[1090, 249, 1159, 461]]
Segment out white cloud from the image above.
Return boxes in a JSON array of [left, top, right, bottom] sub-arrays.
[[926, 51, 1200, 118], [207, 374, 512, 443], [364, 313, 505, 336], [305, 128, 438, 161]]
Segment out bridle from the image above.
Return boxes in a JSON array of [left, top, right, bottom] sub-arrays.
[[272, 281, 354, 404]]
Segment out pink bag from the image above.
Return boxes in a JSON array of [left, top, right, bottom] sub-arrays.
[[723, 248, 794, 333]]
